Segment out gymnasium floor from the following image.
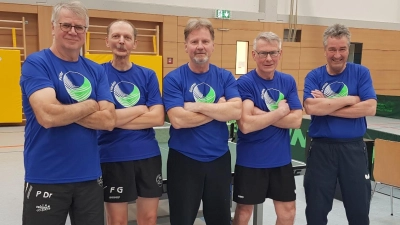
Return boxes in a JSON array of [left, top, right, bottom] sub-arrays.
[[1, 117, 399, 225]]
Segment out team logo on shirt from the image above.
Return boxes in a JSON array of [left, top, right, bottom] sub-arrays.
[[321, 82, 348, 98], [111, 81, 141, 107], [60, 71, 92, 102], [261, 88, 285, 111], [190, 82, 216, 103]]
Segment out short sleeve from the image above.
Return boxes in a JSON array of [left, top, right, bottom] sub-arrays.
[[162, 71, 184, 111], [286, 76, 303, 110], [146, 69, 163, 107], [303, 69, 320, 101], [20, 55, 55, 98], [222, 70, 240, 100], [94, 66, 114, 103], [237, 75, 256, 102], [357, 68, 377, 101]]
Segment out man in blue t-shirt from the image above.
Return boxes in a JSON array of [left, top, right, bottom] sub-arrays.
[[232, 32, 302, 225], [97, 20, 165, 225], [163, 18, 242, 225], [19, 2, 116, 225], [303, 24, 377, 225]]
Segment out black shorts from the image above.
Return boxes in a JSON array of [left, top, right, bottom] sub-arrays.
[[233, 163, 296, 204], [101, 155, 163, 202], [22, 179, 104, 225]]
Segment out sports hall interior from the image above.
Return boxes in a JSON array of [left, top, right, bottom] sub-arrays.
[[0, 0, 399, 224]]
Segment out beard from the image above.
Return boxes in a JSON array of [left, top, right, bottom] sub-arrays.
[[193, 54, 209, 64]]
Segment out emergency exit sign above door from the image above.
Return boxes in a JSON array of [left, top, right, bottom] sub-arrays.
[[215, 9, 231, 19]]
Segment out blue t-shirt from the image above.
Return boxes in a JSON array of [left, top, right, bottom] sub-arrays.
[[20, 49, 114, 184], [98, 63, 162, 163], [236, 70, 303, 168], [163, 64, 240, 162], [303, 63, 377, 138]]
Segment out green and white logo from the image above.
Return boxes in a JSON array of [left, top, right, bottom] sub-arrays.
[[63, 71, 92, 102], [262, 88, 285, 111], [192, 83, 216, 103], [322, 82, 348, 98], [113, 81, 140, 107]]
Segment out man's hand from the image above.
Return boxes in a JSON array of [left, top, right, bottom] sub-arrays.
[[218, 96, 226, 103], [311, 89, 325, 98], [85, 99, 100, 112], [277, 99, 290, 116], [184, 102, 198, 113]]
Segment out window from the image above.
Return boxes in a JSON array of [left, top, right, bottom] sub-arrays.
[[236, 41, 249, 75]]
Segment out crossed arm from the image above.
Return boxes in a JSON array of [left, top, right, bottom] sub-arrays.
[[304, 90, 376, 118], [238, 99, 302, 134], [114, 104, 165, 130], [167, 97, 242, 129], [29, 87, 116, 130]]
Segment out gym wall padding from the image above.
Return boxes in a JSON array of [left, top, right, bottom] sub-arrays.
[[85, 54, 163, 93], [0, 49, 22, 123]]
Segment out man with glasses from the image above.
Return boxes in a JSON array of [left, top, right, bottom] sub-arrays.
[[232, 32, 302, 225], [19, 1, 115, 225]]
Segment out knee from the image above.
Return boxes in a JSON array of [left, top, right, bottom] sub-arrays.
[[276, 204, 296, 224], [137, 211, 157, 225], [234, 204, 253, 222]]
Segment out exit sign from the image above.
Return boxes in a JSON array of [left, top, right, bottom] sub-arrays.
[[215, 9, 231, 20]]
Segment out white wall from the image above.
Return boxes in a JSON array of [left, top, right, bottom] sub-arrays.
[[117, 0, 260, 13], [278, 0, 400, 23]]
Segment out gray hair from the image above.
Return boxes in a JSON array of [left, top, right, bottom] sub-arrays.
[[51, 1, 89, 27], [323, 24, 351, 48], [253, 32, 282, 50], [107, 20, 138, 39], [184, 18, 214, 41]]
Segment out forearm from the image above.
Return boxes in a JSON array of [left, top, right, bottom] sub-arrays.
[[272, 111, 302, 129], [189, 99, 242, 122], [304, 96, 357, 116], [118, 105, 165, 130], [38, 100, 97, 128], [76, 101, 116, 131], [238, 110, 284, 134], [329, 100, 377, 118], [168, 108, 213, 129], [76, 110, 115, 131], [114, 106, 148, 127]]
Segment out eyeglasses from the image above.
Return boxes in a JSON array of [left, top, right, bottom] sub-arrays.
[[59, 23, 87, 34], [254, 50, 281, 59]]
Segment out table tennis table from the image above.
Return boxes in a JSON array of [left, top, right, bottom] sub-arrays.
[[149, 124, 307, 225]]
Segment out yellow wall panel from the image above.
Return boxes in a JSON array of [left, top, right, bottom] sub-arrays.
[[0, 50, 22, 123], [85, 54, 163, 92]]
